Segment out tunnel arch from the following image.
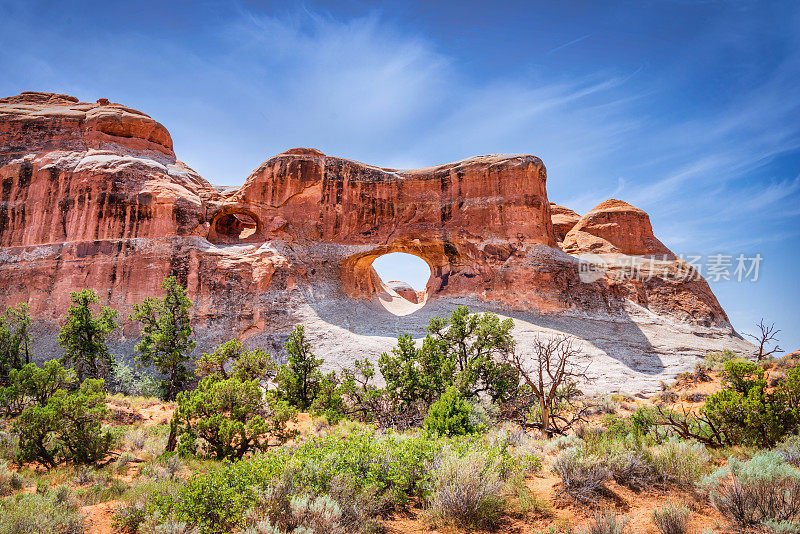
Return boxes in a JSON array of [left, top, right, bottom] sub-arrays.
[[340, 239, 472, 315], [207, 207, 263, 244]]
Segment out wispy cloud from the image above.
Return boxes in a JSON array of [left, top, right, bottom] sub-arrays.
[[547, 33, 594, 54]]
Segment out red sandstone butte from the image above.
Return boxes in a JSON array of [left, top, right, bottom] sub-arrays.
[[0, 92, 752, 392], [562, 199, 674, 257]]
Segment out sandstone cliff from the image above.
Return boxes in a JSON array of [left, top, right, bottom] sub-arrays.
[[0, 92, 752, 393]]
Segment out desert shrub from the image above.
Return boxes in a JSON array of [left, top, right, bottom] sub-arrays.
[[703, 349, 739, 371], [108, 360, 163, 398], [13, 378, 113, 466], [552, 447, 611, 503], [0, 485, 84, 534], [423, 386, 476, 437], [138, 515, 199, 534], [591, 395, 620, 415], [123, 426, 149, 452], [605, 449, 655, 490], [546, 434, 581, 454], [0, 461, 24, 496], [776, 434, 800, 466], [644, 439, 710, 487], [651, 503, 691, 534], [173, 339, 295, 460], [426, 447, 504, 529], [115, 499, 150, 533], [113, 478, 182, 533], [659, 390, 678, 404], [81, 476, 128, 505], [567, 434, 709, 492], [584, 509, 632, 534], [0, 432, 19, 463], [287, 494, 344, 533], [698, 451, 800, 532]]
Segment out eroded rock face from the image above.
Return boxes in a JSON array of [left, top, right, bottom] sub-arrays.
[[0, 93, 752, 393]]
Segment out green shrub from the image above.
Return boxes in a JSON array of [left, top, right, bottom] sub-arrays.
[[13, 378, 113, 466], [0, 485, 84, 534], [644, 439, 710, 487], [426, 446, 505, 529], [113, 478, 182, 533], [173, 340, 295, 460], [423, 386, 475, 437], [701, 360, 797, 448], [654, 360, 800, 448], [151, 426, 531, 533], [698, 451, 800, 532], [651, 503, 691, 534]]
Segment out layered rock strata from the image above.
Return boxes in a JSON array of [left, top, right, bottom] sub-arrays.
[[0, 92, 752, 393]]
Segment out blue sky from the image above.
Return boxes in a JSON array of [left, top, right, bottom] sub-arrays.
[[1, 1, 798, 352]]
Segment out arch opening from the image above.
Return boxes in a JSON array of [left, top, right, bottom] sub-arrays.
[[208, 210, 261, 244], [371, 252, 433, 315]]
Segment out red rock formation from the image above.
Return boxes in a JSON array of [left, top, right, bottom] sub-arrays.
[[562, 199, 673, 256], [0, 92, 740, 372], [549, 203, 581, 243], [386, 281, 424, 304]]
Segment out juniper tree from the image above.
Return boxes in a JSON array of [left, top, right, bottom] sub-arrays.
[[171, 339, 295, 460], [275, 325, 324, 410], [0, 303, 32, 384], [130, 276, 196, 400], [58, 289, 118, 382], [379, 306, 518, 415]]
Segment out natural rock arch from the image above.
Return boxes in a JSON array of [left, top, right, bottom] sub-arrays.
[[207, 207, 263, 244]]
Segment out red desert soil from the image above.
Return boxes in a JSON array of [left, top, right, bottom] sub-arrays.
[[83, 500, 120, 534]]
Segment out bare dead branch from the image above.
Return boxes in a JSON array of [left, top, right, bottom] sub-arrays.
[[744, 319, 783, 361], [501, 334, 592, 436]]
